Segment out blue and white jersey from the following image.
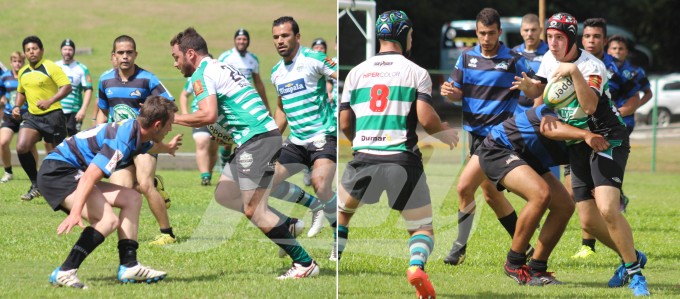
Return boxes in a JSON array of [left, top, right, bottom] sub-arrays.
[[512, 41, 549, 112], [97, 65, 174, 122], [0, 70, 28, 115], [448, 42, 534, 137], [486, 104, 568, 169], [613, 60, 645, 128], [46, 119, 153, 177]]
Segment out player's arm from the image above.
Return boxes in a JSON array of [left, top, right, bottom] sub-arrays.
[[551, 62, 598, 114], [37, 84, 72, 110], [77, 88, 93, 122], [148, 134, 183, 156], [440, 81, 463, 102], [12, 92, 26, 119], [540, 115, 609, 152], [339, 107, 355, 143], [252, 73, 271, 112], [275, 95, 287, 133], [178, 89, 191, 115], [639, 87, 653, 107], [617, 93, 640, 117], [511, 72, 545, 99], [56, 163, 105, 235], [173, 94, 218, 127], [417, 100, 459, 149]]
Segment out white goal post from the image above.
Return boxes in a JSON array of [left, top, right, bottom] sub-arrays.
[[338, 0, 376, 60]]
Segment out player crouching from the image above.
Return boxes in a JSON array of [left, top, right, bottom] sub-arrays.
[[38, 96, 182, 288]]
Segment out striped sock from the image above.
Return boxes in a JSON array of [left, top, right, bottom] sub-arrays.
[[625, 261, 642, 276], [338, 225, 349, 258], [322, 195, 337, 226], [409, 234, 434, 270], [271, 181, 321, 210]]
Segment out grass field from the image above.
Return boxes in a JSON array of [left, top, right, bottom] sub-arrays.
[[338, 138, 680, 298], [0, 0, 336, 152], [0, 170, 336, 298]]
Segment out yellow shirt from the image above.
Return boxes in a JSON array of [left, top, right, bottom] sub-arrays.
[[17, 58, 70, 115]]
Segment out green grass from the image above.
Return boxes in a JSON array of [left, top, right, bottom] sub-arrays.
[[338, 140, 680, 298], [0, 170, 335, 298], [0, 0, 336, 153]]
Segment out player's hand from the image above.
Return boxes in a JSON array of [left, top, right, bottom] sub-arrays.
[[11, 106, 21, 119], [57, 213, 84, 235], [511, 72, 534, 92], [440, 82, 454, 96], [166, 134, 183, 156], [584, 132, 610, 152], [36, 99, 52, 110], [551, 63, 577, 81], [75, 109, 86, 122], [436, 122, 459, 149]]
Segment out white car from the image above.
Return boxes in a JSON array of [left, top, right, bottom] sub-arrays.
[[636, 73, 680, 127]]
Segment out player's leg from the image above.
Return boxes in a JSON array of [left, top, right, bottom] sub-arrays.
[[134, 154, 175, 245], [15, 125, 42, 200], [444, 154, 486, 265], [566, 166, 597, 258], [193, 127, 214, 185], [309, 157, 337, 237], [0, 126, 15, 182], [337, 160, 379, 261], [270, 142, 323, 212], [498, 165, 549, 285], [526, 172, 574, 286]]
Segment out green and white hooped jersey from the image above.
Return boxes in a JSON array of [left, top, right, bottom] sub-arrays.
[[55, 60, 92, 113], [341, 54, 432, 154], [537, 50, 622, 145], [191, 57, 277, 147], [217, 48, 260, 84], [271, 46, 337, 145]]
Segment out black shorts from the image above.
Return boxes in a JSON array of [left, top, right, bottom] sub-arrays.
[[37, 159, 81, 213], [192, 126, 211, 137], [341, 160, 431, 211], [20, 110, 67, 144], [468, 133, 486, 156], [1, 113, 21, 132], [278, 135, 337, 174], [569, 140, 630, 202], [477, 140, 549, 191], [63, 112, 82, 136], [221, 130, 281, 190]]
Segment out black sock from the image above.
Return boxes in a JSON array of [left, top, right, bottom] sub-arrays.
[[160, 227, 175, 239], [528, 259, 548, 273], [61, 227, 105, 271], [498, 210, 518, 238], [582, 238, 596, 251], [118, 239, 139, 267], [455, 211, 473, 250], [4, 167, 11, 174], [507, 249, 526, 269], [17, 152, 38, 185]]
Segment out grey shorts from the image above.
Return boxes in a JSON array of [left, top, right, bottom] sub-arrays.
[[221, 130, 281, 190]]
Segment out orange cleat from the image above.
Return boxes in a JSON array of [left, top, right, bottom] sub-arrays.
[[407, 266, 436, 299]]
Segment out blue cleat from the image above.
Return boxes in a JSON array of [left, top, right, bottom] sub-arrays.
[[629, 274, 650, 296], [608, 250, 647, 287]]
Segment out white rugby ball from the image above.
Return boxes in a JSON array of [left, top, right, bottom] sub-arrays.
[[543, 76, 576, 109]]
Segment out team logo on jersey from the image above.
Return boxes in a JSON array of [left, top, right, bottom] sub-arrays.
[[130, 89, 142, 98], [374, 61, 393, 67], [112, 104, 138, 122], [239, 152, 253, 168], [468, 57, 478, 68], [313, 137, 326, 149], [324, 56, 337, 67], [193, 79, 205, 96], [277, 78, 306, 96], [105, 150, 124, 173], [588, 75, 602, 90], [494, 61, 509, 70], [505, 154, 520, 165]]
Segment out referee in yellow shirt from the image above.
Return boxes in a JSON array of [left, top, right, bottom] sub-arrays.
[[12, 36, 72, 201]]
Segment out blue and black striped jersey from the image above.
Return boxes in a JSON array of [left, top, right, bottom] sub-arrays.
[[45, 119, 153, 177], [449, 43, 534, 137], [486, 105, 568, 169]]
